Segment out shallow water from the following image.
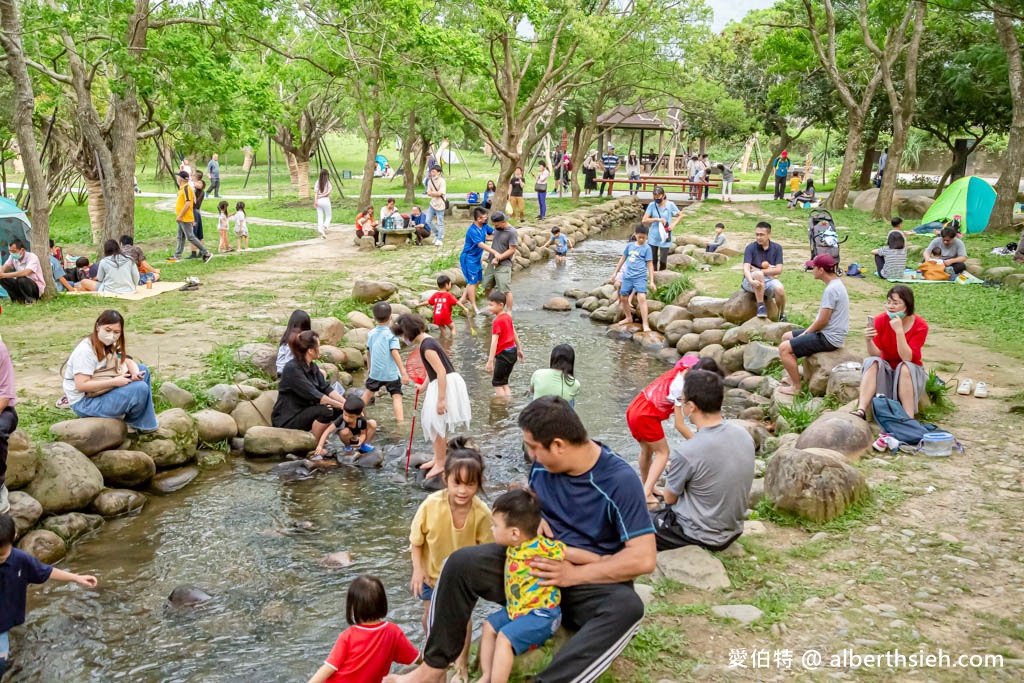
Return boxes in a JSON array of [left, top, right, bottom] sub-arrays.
[[17, 229, 683, 682]]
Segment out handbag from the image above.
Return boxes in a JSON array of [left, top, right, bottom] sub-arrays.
[[535, 181, 548, 193], [86, 354, 126, 398], [430, 178, 450, 210]]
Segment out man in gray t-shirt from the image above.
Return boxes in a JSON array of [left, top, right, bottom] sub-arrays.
[[926, 227, 968, 274], [482, 211, 520, 310], [652, 370, 755, 551], [777, 254, 849, 396]]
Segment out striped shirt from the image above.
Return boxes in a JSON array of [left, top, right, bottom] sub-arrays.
[[877, 246, 907, 279]]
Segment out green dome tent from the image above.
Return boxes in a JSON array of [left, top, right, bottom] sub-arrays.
[[920, 176, 996, 234], [0, 197, 32, 262]]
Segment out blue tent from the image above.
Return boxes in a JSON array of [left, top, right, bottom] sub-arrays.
[[0, 197, 32, 262], [920, 176, 997, 234], [374, 154, 388, 174]]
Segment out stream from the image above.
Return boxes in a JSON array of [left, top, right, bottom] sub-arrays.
[[16, 226, 685, 682]]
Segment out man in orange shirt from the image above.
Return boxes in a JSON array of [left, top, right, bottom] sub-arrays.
[[168, 171, 211, 263]]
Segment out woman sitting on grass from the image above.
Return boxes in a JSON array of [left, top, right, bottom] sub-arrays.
[[871, 230, 908, 280], [79, 240, 138, 295]]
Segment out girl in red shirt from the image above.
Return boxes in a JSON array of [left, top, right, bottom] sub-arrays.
[[853, 285, 929, 419]]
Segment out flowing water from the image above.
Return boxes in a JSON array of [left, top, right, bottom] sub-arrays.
[[16, 227, 683, 682]]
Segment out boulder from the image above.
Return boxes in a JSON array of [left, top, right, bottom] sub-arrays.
[[803, 348, 862, 396], [826, 367, 862, 403], [727, 419, 769, 452], [720, 290, 780, 324], [664, 320, 695, 347], [722, 316, 772, 348], [237, 384, 262, 401], [168, 585, 212, 608], [656, 305, 691, 329], [691, 317, 727, 334], [852, 188, 880, 212], [438, 268, 466, 288], [743, 342, 780, 374], [656, 348, 682, 365], [632, 330, 667, 352], [194, 409, 239, 444], [666, 253, 695, 269], [654, 545, 730, 590], [18, 529, 66, 564], [39, 511, 104, 544], [244, 426, 317, 457], [50, 418, 128, 457], [795, 411, 874, 461], [676, 333, 701, 354], [150, 465, 200, 493], [590, 306, 622, 324], [196, 449, 227, 468], [698, 344, 725, 366], [92, 488, 147, 517], [1003, 273, 1024, 290], [133, 409, 198, 468], [984, 266, 1015, 282], [311, 316, 347, 345], [352, 279, 398, 303], [564, 288, 588, 299], [346, 311, 375, 330], [712, 604, 764, 625], [671, 289, 698, 308], [653, 270, 685, 287], [234, 343, 280, 378], [762, 321, 801, 345], [674, 233, 709, 247], [724, 371, 754, 388], [543, 297, 572, 312], [25, 442, 104, 514], [720, 345, 746, 375], [896, 194, 934, 220], [748, 478, 765, 508], [159, 381, 196, 410], [341, 328, 369, 351], [207, 384, 241, 413], [5, 429, 37, 489], [764, 447, 868, 522], [357, 236, 376, 251], [687, 296, 729, 318], [696, 251, 729, 266], [91, 450, 156, 487], [231, 390, 278, 435], [8, 490, 43, 537], [698, 329, 726, 348]]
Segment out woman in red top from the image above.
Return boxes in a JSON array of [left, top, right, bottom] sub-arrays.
[[356, 205, 380, 247], [853, 285, 929, 419]]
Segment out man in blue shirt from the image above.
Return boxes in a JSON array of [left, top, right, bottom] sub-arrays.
[[458, 207, 498, 314], [772, 151, 791, 200], [206, 154, 220, 197], [386, 397, 656, 683], [598, 143, 620, 197], [741, 221, 787, 319], [409, 206, 431, 245]]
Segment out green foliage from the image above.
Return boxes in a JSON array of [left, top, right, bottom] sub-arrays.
[[651, 274, 695, 305], [776, 392, 826, 434]]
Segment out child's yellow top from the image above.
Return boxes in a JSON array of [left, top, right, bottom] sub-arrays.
[[410, 490, 493, 584], [505, 536, 566, 618], [789, 176, 801, 192]]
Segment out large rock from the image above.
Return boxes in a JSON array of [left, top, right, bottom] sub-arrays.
[[39, 512, 104, 544], [654, 546, 731, 590], [826, 367, 862, 403], [159, 381, 196, 410], [346, 311, 375, 330], [207, 384, 241, 413], [852, 188, 880, 212], [336, 348, 366, 372], [720, 345, 746, 375], [676, 333, 701, 354], [691, 317, 727, 334], [133, 409, 198, 468], [311, 316, 347, 345], [712, 604, 764, 625], [762, 321, 801, 345], [341, 328, 369, 351], [234, 343, 280, 378], [231, 390, 278, 435], [5, 429, 37, 489], [25, 442, 104, 514], [666, 253, 695, 269], [721, 290, 779, 324], [244, 426, 317, 457], [687, 296, 729, 318], [653, 270, 685, 287], [50, 418, 128, 457], [896, 194, 934, 221], [743, 342, 780, 375], [664, 320, 695, 347], [194, 409, 239, 444], [699, 343, 725, 366], [795, 411, 874, 461], [8, 491, 43, 537], [352, 279, 398, 303], [92, 488, 147, 517], [655, 305, 691, 330], [91, 450, 156, 487], [698, 329, 726, 348], [722, 316, 771, 348], [764, 447, 869, 522], [18, 529, 66, 564], [150, 465, 200, 493], [803, 348, 862, 396], [543, 297, 572, 312]]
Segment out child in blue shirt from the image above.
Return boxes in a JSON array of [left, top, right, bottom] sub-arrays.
[[607, 225, 656, 333], [361, 302, 410, 421], [0, 514, 98, 677], [541, 226, 573, 265]]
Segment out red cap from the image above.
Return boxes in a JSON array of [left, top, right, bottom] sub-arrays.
[[781, 151, 788, 157], [805, 253, 836, 270]]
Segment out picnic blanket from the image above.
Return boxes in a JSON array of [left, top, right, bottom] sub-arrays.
[[883, 269, 984, 285], [65, 281, 187, 300]]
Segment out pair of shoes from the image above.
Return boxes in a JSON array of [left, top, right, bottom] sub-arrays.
[[957, 378, 990, 397], [358, 443, 375, 454], [202, 252, 213, 263], [55, 396, 70, 409], [433, 239, 442, 246], [187, 253, 200, 259], [756, 302, 767, 318], [872, 433, 899, 452], [165, 256, 181, 262], [320, 234, 327, 240]]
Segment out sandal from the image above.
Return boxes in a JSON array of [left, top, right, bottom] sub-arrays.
[[851, 409, 867, 420]]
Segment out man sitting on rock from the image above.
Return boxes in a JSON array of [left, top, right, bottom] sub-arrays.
[[777, 254, 849, 396], [651, 368, 753, 552], [741, 222, 786, 320]]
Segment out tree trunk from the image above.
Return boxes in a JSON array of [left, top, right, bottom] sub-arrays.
[[358, 111, 381, 210], [933, 164, 954, 198], [286, 151, 299, 188], [873, 143, 905, 219], [83, 174, 106, 245], [740, 134, 755, 173], [824, 114, 865, 211], [295, 156, 311, 200], [242, 147, 255, 172], [758, 133, 789, 192], [401, 109, 417, 204], [858, 138, 878, 190], [415, 133, 429, 188], [992, 9, 1024, 229], [569, 121, 584, 201], [0, 0, 55, 296]]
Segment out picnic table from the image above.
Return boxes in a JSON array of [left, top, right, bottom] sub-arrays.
[[381, 228, 416, 246], [603, 175, 721, 195]]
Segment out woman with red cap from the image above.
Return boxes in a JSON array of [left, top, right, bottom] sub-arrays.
[[772, 150, 791, 200], [625, 354, 724, 504]]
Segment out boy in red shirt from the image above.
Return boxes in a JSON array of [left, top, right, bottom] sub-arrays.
[[419, 274, 468, 337], [484, 291, 523, 398]]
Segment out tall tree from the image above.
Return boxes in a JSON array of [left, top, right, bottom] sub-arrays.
[[991, 2, 1024, 228]]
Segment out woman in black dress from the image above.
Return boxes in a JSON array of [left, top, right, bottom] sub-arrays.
[[271, 330, 348, 443]]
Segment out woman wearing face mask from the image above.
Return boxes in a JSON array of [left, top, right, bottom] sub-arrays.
[[60, 310, 158, 431], [852, 285, 929, 420], [642, 186, 681, 271]]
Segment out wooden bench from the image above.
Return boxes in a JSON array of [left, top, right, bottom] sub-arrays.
[[380, 229, 416, 246], [603, 175, 721, 195]]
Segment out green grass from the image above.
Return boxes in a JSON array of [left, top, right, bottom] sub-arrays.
[[761, 359, 785, 380], [777, 393, 826, 434], [652, 273, 695, 305], [918, 367, 956, 423], [151, 342, 272, 414], [750, 481, 908, 533]]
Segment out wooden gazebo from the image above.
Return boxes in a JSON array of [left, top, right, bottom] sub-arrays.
[[596, 104, 686, 174]]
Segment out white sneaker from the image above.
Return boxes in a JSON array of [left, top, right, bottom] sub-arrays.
[[956, 378, 974, 395], [973, 382, 989, 398]]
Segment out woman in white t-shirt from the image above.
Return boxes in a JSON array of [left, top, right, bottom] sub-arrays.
[[379, 197, 401, 230], [61, 310, 158, 431], [314, 169, 332, 239]]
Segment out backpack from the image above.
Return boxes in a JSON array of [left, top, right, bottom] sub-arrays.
[[871, 396, 934, 445]]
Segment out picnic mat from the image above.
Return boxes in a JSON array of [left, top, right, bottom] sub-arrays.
[[65, 281, 187, 300], [884, 269, 985, 285]]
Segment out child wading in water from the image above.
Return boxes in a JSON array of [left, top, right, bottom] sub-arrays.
[[530, 344, 580, 407], [217, 201, 232, 253], [233, 201, 249, 251], [419, 274, 468, 337], [608, 224, 656, 332], [306, 574, 418, 683], [485, 291, 523, 398], [363, 302, 411, 422], [541, 226, 572, 265], [409, 440, 492, 683], [313, 395, 377, 458]]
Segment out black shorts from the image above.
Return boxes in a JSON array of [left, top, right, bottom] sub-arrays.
[[788, 327, 839, 359], [365, 377, 403, 395], [650, 507, 741, 553], [492, 348, 518, 387]]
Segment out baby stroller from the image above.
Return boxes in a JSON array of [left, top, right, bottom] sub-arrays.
[[808, 209, 847, 271]]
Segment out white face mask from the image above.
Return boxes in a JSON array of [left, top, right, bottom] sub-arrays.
[[97, 329, 120, 346]]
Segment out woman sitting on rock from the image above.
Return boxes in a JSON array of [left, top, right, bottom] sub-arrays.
[[79, 239, 139, 294], [852, 285, 929, 420], [61, 309, 158, 431], [276, 309, 312, 376], [271, 330, 348, 443]]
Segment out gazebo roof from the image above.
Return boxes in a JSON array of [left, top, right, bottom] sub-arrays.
[[597, 104, 684, 131]]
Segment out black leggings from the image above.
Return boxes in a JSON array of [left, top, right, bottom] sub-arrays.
[[424, 543, 644, 682], [0, 277, 39, 303], [650, 245, 670, 271]]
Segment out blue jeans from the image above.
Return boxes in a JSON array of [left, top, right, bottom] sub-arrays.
[[72, 363, 159, 431], [538, 191, 547, 217], [913, 220, 943, 234], [138, 272, 157, 285], [0, 630, 8, 677], [426, 206, 445, 241]]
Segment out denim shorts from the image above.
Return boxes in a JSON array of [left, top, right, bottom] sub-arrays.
[[419, 582, 434, 602], [486, 607, 562, 655], [619, 276, 648, 295]]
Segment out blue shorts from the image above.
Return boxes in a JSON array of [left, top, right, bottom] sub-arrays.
[[555, 249, 567, 256], [1, 630, 8, 673], [138, 272, 157, 285], [620, 276, 648, 296], [460, 254, 483, 286], [419, 582, 434, 602], [486, 607, 562, 655]]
